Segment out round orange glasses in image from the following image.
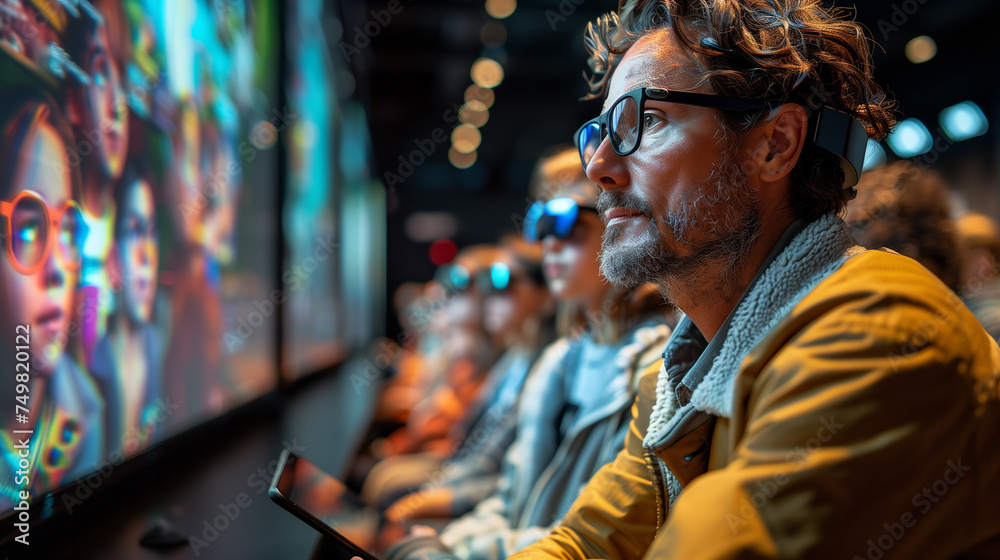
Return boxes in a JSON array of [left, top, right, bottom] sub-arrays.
[[0, 189, 84, 275]]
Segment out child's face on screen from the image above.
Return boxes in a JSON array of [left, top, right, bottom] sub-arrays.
[[81, 24, 129, 181], [1, 121, 79, 377], [120, 178, 158, 324]]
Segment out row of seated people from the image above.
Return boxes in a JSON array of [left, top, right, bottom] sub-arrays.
[[344, 149, 1000, 560]]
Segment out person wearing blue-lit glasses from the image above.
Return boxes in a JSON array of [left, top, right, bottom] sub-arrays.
[[0, 90, 103, 509], [507, 1, 1000, 560], [385, 146, 674, 560], [371, 236, 556, 525]]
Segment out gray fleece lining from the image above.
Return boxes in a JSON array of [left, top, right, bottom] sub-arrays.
[[642, 213, 863, 505]]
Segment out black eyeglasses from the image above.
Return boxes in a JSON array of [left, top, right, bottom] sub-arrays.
[[574, 87, 769, 169]]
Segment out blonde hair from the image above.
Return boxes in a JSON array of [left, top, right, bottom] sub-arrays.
[[530, 145, 599, 203]]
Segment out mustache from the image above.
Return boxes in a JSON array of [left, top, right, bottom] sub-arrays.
[[596, 190, 653, 217]]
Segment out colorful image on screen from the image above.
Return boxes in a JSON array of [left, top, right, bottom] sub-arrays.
[[283, 0, 385, 379], [0, 0, 279, 510]]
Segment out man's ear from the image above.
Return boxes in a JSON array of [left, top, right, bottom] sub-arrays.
[[749, 103, 809, 184]]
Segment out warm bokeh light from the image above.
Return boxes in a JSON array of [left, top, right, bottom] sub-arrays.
[[448, 147, 478, 169], [250, 120, 278, 149], [905, 35, 937, 64], [485, 0, 516, 19], [459, 101, 489, 128], [465, 84, 495, 108], [451, 124, 482, 153], [471, 57, 504, 88]]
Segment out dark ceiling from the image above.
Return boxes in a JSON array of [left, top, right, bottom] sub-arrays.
[[333, 0, 1000, 303]]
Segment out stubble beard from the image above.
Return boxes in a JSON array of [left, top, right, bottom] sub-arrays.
[[598, 152, 763, 302]]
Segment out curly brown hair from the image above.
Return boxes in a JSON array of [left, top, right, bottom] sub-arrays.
[[583, 0, 898, 222]]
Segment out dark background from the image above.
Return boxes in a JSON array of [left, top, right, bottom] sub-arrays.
[[336, 0, 1000, 336]]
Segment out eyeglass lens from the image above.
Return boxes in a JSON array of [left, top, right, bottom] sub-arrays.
[[9, 195, 50, 271], [610, 95, 639, 155], [58, 205, 83, 266]]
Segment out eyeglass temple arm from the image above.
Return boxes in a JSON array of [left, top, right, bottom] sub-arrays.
[[655, 89, 769, 112], [664, 89, 867, 190]]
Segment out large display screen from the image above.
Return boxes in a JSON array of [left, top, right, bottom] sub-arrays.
[[283, 0, 344, 379], [0, 0, 279, 512], [283, 0, 385, 379]]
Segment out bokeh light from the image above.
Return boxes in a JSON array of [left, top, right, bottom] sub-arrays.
[[485, 0, 516, 19], [940, 101, 989, 142], [451, 124, 482, 153], [465, 84, 495, 108], [459, 101, 489, 128], [448, 147, 478, 169], [471, 57, 504, 88], [886, 118, 933, 158], [905, 36, 937, 64]]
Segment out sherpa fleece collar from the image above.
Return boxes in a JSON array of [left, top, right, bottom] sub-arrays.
[[643, 213, 863, 457]]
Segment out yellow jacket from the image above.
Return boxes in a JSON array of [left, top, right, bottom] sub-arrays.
[[512, 244, 1000, 559]]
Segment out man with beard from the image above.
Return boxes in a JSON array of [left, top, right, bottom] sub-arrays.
[[508, 1, 1000, 559]]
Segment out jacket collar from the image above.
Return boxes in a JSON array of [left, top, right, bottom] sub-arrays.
[[644, 213, 863, 452]]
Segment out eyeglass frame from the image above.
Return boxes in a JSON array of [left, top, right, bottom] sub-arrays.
[[574, 86, 870, 191], [574, 87, 770, 169], [0, 189, 84, 275]]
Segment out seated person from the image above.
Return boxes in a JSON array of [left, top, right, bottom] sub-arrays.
[[376, 245, 502, 459], [845, 161, 962, 291], [365, 234, 556, 517], [385, 146, 674, 560], [509, 1, 1000, 558], [956, 212, 1000, 341]]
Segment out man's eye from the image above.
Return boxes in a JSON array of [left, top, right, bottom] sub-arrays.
[[643, 113, 665, 128]]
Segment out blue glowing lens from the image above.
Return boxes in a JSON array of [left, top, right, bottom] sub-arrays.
[[447, 265, 470, 291], [523, 197, 582, 241], [490, 263, 511, 291], [523, 201, 545, 242], [546, 198, 579, 238]]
